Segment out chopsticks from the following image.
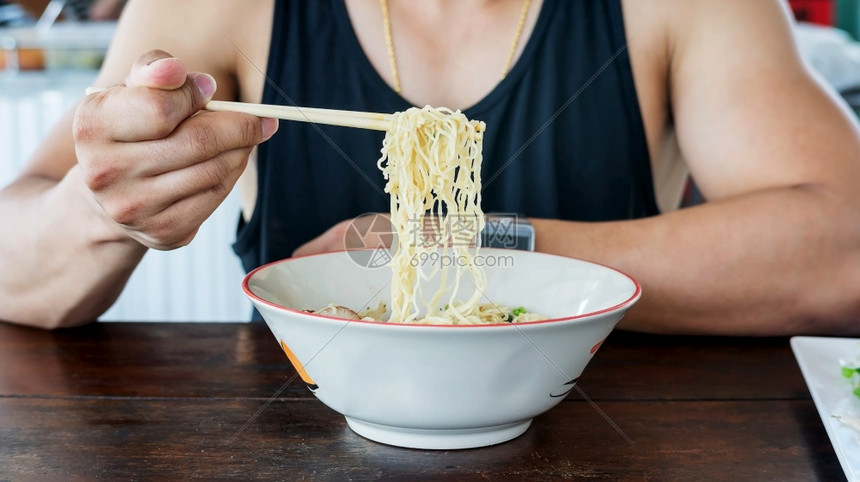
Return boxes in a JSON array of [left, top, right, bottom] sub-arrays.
[[205, 101, 393, 131], [84, 87, 486, 137], [85, 87, 392, 131]]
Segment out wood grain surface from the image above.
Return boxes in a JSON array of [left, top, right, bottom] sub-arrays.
[[0, 322, 844, 480]]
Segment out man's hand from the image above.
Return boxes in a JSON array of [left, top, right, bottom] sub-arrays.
[[293, 214, 395, 258], [73, 50, 278, 250]]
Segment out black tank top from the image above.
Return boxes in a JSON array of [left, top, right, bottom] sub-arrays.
[[233, 0, 658, 275]]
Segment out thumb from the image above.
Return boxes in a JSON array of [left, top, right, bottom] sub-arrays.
[[125, 50, 188, 90], [95, 50, 217, 142]]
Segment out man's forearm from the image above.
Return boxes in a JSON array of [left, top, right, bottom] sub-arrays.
[[531, 185, 860, 335], [0, 167, 146, 329]]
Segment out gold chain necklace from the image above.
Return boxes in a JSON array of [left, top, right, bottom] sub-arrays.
[[380, 0, 533, 94]]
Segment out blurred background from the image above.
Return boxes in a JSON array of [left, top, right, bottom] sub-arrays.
[[2, 0, 860, 322]]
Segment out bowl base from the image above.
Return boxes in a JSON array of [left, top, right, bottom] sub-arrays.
[[344, 417, 532, 450]]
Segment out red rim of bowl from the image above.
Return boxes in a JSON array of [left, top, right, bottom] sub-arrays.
[[241, 248, 642, 328]]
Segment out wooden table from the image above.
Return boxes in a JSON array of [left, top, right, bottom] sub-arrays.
[[0, 322, 844, 480]]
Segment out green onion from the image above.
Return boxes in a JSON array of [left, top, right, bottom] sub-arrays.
[[854, 387, 860, 399], [842, 366, 857, 378], [511, 307, 526, 317]]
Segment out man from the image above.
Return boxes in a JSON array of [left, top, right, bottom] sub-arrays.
[[1, 0, 859, 334]]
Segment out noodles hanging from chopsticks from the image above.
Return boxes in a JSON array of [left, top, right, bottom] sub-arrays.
[[314, 106, 545, 325], [378, 106, 489, 324]]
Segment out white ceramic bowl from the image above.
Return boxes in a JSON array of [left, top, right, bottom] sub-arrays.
[[242, 249, 640, 450]]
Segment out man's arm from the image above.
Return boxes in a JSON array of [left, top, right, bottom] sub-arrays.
[[535, 0, 860, 335], [0, 141, 147, 328], [0, 0, 274, 328]]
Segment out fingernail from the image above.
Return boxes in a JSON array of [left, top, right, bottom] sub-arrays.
[[261, 118, 279, 140], [147, 57, 176, 67], [194, 73, 217, 100]]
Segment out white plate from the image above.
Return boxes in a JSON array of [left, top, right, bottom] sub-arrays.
[[791, 336, 860, 482]]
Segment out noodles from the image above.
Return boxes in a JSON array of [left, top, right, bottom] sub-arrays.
[[378, 106, 488, 324], [315, 106, 545, 325], [377, 106, 546, 325]]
